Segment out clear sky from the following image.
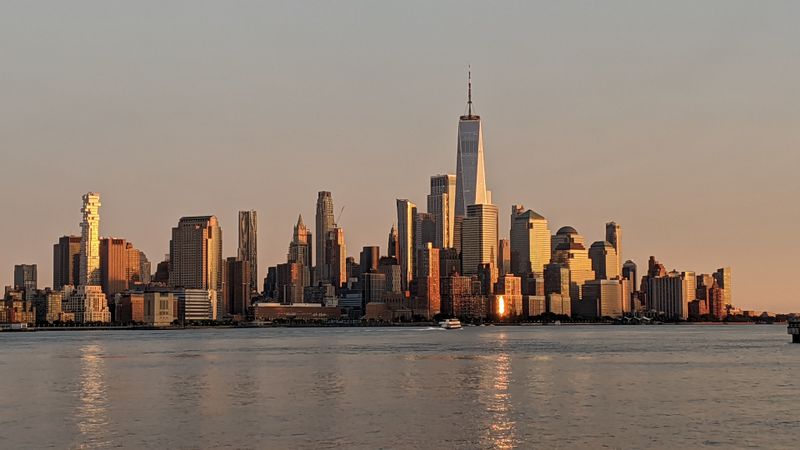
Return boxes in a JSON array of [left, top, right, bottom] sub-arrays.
[[1, 1, 798, 312]]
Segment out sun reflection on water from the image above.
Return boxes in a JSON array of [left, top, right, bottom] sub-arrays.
[[483, 333, 517, 449], [76, 344, 111, 449]]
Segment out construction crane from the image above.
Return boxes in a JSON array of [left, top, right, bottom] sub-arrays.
[[336, 206, 345, 227]]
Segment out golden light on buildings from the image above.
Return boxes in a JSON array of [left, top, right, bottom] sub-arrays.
[[498, 295, 505, 316]]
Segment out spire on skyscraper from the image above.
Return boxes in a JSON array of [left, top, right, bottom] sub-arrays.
[[468, 65, 473, 117]]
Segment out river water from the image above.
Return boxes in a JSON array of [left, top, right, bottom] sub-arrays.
[[0, 325, 797, 449]]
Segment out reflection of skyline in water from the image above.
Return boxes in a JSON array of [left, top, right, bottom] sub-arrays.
[[0, 327, 796, 449], [76, 343, 111, 449], [482, 333, 517, 449]]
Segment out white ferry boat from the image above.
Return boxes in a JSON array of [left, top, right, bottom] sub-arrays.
[[439, 318, 462, 330], [788, 318, 800, 343]]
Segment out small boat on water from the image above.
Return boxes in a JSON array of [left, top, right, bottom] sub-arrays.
[[788, 318, 800, 343], [439, 318, 462, 330]]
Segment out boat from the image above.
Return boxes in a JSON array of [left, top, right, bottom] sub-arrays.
[[439, 318, 462, 330], [788, 318, 800, 343]]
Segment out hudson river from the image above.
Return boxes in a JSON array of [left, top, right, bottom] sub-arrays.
[[1, 325, 797, 449]]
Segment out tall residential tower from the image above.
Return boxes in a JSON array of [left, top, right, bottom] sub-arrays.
[[79, 192, 101, 286], [238, 210, 258, 292], [315, 192, 335, 284]]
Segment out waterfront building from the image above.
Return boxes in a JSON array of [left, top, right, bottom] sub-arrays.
[[64, 285, 110, 323], [144, 291, 176, 327], [708, 282, 726, 319], [496, 274, 522, 317], [168, 216, 223, 295], [510, 205, 551, 276], [115, 292, 145, 324], [713, 267, 732, 307], [176, 288, 215, 322], [396, 199, 417, 290], [428, 174, 456, 248], [1, 288, 36, 325], [546, 293, 571, 316], [461, 203, 498, 277], [238, 210, 258, 293], [32, 288, 65, 323], [551, 227, 595, 301], [250, 302, 344, 321], [441, 274, 486, 319], [589, 241, 620, 280], [581, 279, 624, 318], [223, 257, 251, 318], [646, 270, 691, 320], [525, 295, 547, 317], [53, 235, 81, 289], [315, 191, 335, 284]]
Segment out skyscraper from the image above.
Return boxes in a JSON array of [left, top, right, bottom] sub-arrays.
[[427, 174, 456, 248], [589, 241, 620, 280], [497, 239, 511, 276], [359, 246, 380, 275], [325, 227, 346, 288], [13, 264, 37, 293], [169, 216, 223, 294], [605, 222, 622, 276], [416, 243, 441, 319], [552, 226, 595, 301], [454, 70, 489, 218], [287, 214, 312, 287], [64, 192, 110, 323], [415, 212, 436, 251], [223, 257, 251, 317], [315, 192, 335, 284], [79, 192, 101, 286], [396, 199, 417, 290], [53, 235, 81, 289], [461, 203, 498, 277], [510, 205, 551, 276], [100, 238, 130, 296], [622, 260, 638, 291], [238, 210, 258, 293], [647, 270, 692, 320], [387, 224, 399, 260], [713, 267, 732, 307]]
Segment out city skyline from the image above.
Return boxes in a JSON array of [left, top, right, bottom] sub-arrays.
[[1, 2, 798, 312]]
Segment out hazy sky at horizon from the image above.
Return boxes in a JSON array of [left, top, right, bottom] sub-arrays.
[[1, 1, 798, 311]]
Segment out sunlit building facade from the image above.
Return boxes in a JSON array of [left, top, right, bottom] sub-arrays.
[[461, 203, 498, 277], [396, 199, 417, 290], [510, 205, 551, 276]]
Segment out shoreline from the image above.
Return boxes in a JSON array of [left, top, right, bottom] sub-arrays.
[[2, 321, 786, 332]]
